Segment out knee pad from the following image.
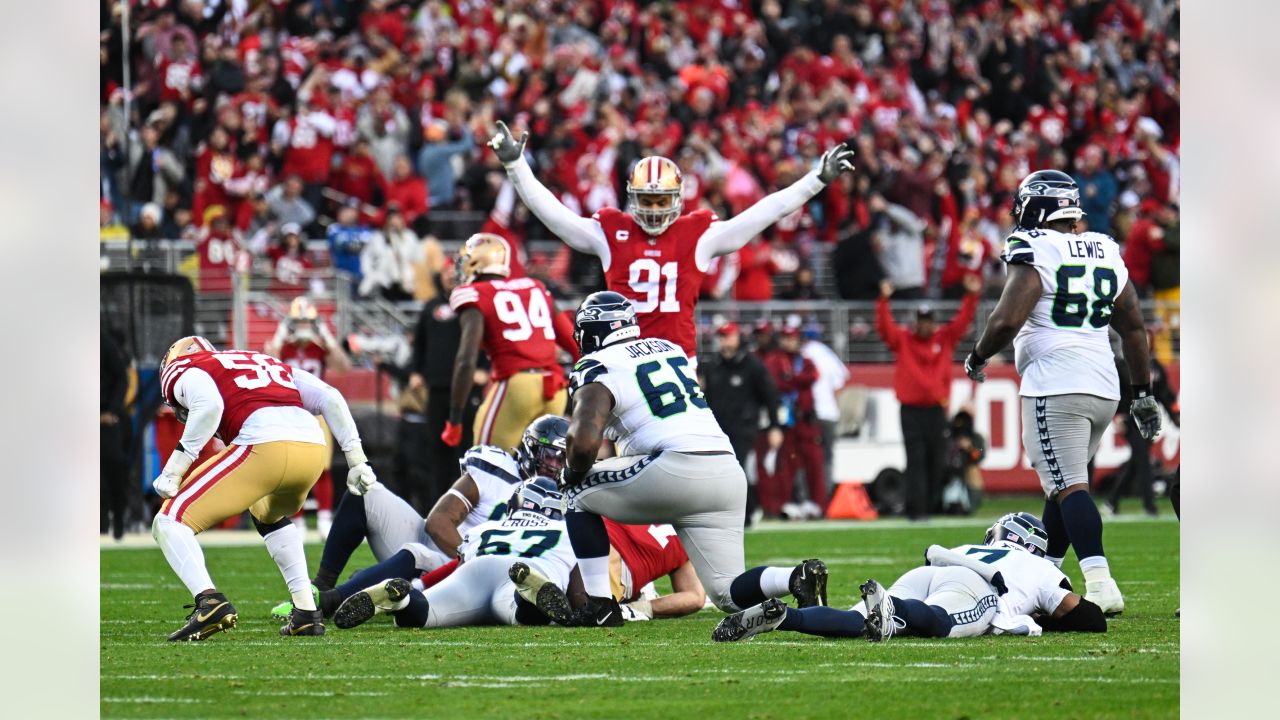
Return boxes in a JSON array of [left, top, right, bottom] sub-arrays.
[[253, 514, 293, 537]]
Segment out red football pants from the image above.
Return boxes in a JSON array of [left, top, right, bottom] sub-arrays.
[[761, 420, 828, 513]]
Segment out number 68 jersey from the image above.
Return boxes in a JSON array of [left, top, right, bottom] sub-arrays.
[[1001, 228, 1129, 400], [569, 336, 733, 456]]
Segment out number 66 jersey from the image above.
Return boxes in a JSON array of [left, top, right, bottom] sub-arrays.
[[1001, 227, 1129, 399]]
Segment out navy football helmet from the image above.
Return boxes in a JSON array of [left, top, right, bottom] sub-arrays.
[[984, 512, 1050, 557], [573, 291, 640, 354], [1011, 170, 1085, 229], [507, 476, 565, 521], [516, 415, 569, 479]]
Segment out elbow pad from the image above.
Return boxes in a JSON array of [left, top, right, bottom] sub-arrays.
[[1043, 599, 1107, 633]]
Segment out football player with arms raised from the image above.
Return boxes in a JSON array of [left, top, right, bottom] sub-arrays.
[[714, 512, 1107, 642], [442, 233, 577, 452], [556, 292, 829, 627], [153, 336, 375, 640], [962, 170, 1161, 615], [264, 296, 351, 539], [487, 122, 855, 357]]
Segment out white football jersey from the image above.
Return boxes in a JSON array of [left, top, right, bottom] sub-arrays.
[[951, 543, 1072, 619], [569, 337, 734, 456], [460, 445, 525, 530], [459, 513, 577, 590], [1001, 228, 1128, 399]]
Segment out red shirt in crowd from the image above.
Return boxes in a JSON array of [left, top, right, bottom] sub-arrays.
[[381, 174, 429, 225], [733, 238, 777, 301], [874, 293, 978, 407], [1123, 209, 1169, 290], [762, 347, 819, 418]]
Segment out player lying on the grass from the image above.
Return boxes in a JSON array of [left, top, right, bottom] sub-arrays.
[[270, 415, 568, 619], [153, 336, 375, 640], [557, 292, 829, 627], [333, 476, 578, 629], [599, 520, 705, 621], [713, 512, 1108, 642]]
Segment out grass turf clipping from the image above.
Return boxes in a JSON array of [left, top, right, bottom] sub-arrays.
[[101, 501, 1178, 719]]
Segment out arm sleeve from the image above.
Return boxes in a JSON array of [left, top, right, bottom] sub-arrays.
[[507, 157, 611, 265], [694, 171, 826, 269], [925, 545, 1003, 586], [172, 369, 225, 457], [874, 297, 901, 350], [292, 367, 363, 454]]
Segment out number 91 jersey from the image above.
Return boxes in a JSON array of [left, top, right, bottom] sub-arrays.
[[570, 337, 734, 456], [450, 276, 562, 381], [1001, 228, 1129, 400]]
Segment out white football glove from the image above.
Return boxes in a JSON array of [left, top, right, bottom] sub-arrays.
[[1130, 395, 1163, 441], [620, 600, 653, 622], [345, 448, 377, 496], [153, 450, 195, 498]]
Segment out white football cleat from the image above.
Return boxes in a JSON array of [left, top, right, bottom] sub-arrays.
[[1085, 578, 1125, 616], [712, 598, 787, 642], [860, 579, 897, 642]]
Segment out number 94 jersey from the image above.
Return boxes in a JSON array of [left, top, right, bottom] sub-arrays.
[[459, 513, 576, 591], [1000, 228, 1129, 400], [569, 337, 734, 456], [450, 276, 562, 381]]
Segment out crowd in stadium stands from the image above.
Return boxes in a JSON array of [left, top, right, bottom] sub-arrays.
[[100, 0, 1179, 303]]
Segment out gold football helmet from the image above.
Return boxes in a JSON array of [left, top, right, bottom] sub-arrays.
[[626, 156, 683, 235], [287, 296, 319, 342], [161, 336, 215, 371], [457, 233, 512, 284]]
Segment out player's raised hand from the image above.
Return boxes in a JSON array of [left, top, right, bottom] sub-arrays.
[[818, 142, 856, 184], [488, 120, 528, 166], [1130, 395, 1162, 440]]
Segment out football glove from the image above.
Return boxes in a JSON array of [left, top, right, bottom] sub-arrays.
[[620, 600, 653, 622], [488, 120, 528, 166], [153, 450, 194, 498], [817, 143, 856, 184], [344, 448, 377, 495], [440, 421, 463, 447], [964, 351, 988, 383], [1130, 395, 1163, 441], [990, 571, 1009, 596]]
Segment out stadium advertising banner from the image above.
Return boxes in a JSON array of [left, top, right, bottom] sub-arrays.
[[834, 364, 1181, 493]]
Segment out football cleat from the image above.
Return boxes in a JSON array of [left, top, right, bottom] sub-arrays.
[[270, 584, 319, 620], [1085, 578, 1125, 616], [567, 594, 625, 628], [789, 559, 829, 608], [860, 579, 897, 642], [334, 578, 411, 629], [509, 562, 572, 626], [167, 591, 237, 642], [712, 598, 788, 642], [280, 607, 325, 637]]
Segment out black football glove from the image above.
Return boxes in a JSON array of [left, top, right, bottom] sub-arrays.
[[964, 351, 989, 383], [1130, 395, 1162, 441], [990, 571, 1009, 596], [488, 120, 528, 166], [817, 143, 856, 184]]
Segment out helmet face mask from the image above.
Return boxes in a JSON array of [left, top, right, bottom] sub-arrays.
[[517, 415, 569, 479], [1012, 170, 1086, 229], [161, 335, 215, 422], [574, 291, 640, 354], [983, 512, 1050, 557], [627, 156, 683, 236]]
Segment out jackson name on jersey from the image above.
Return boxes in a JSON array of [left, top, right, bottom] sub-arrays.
[[569, 336, 733, 456], [1001, 227, 1129, 399]]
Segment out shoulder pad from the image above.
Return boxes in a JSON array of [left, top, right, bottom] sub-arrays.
[[449, 284, 482, 311], [569, 357, 608, 396], [462, 445, 522, 485], [1001, 233, 1038, 266]]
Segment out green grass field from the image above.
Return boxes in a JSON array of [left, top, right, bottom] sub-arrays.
[[101, 500, 1178, 719]]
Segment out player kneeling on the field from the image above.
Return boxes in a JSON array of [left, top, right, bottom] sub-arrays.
[[713, 512, 1107, 642]]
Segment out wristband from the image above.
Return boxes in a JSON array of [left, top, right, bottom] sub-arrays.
[[1131, 383, 1153, 399], [968, 350, 988, 365], [562, 465, 588, 488], [345, 447, 368, 468]]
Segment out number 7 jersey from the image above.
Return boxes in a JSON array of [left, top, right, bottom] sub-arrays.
[[1000, 228, 1129, 399]]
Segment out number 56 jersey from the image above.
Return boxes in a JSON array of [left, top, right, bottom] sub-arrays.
[[569, 337, 733, 456], [459, 513, 577, 591], [1001, 228, 1129, 400]]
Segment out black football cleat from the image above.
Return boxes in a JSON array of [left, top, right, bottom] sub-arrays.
[[568, 594, 624, 628], [167, 591, 237, 642], [789, 559, 829, 608], [334, 578, 410, 629], [712, 598, 788, 642], [509, 562, 573, 626], [280, 607, 325, 637]]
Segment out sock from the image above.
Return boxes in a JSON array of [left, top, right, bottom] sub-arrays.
[[892, 597, 954, 638], [566, 511, 612, 597], [419, 558, 460, 590], [1041, 498, 1070, 560], [318, 491, 368, 585], [263, 523, 315, 611], [334, 549, 419, 601], [152, 514, 215, 596], [1046, 555, 1065, 569], [393, 588, 430, 628], [1059, 491, 1105, 561], [1080, 556, 1113, 586], [319, 588, 343, 617], [779, 606, 864, 638], [729, 567, 768, 609], [761, 566, 793, 598]]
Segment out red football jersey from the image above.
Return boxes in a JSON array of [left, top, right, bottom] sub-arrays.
[[594, 207, 717, 356], [278, 340, 328, 380], [605, 520, 689, 601], [161, 350, 305, 443], [449, 277, 563, 381]]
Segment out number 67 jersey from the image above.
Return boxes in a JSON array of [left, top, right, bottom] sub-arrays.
[[1001, 228, 1129, 400]]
